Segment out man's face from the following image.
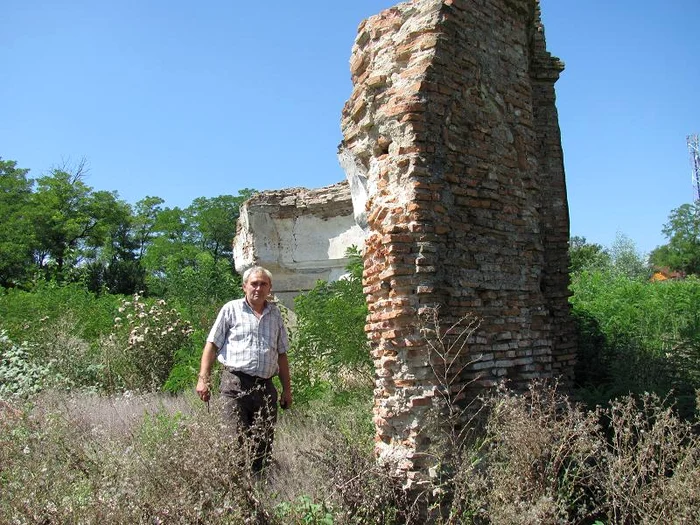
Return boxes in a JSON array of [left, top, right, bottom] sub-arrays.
[[243, 271, 271, 309]]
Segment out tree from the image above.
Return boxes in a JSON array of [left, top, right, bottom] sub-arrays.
[[140, 206, 198, 278], [81, 197, 145, 294], [650, 202, 700, 276], [29, 165, 128, 280], [568, 236, 611, 274], [610, 233, 649, 280], [141, 190, 256, 298], [132, 196, 165, 259], [0, 158, 35, 286], [186, 189, 255, 263]]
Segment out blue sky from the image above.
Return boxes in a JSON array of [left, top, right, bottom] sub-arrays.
[[2, 1, 699, 255]]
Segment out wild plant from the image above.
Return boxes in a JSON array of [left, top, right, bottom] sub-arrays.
[[448, 381, 604, 524], [0, 390, 280, 524], [601, 393, 700, 524], [419, 306, 483, 452], [101, 292, 193, 392], [0, 330, 54, 400]]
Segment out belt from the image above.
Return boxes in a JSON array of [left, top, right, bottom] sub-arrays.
[[225, 367, 271, 384]]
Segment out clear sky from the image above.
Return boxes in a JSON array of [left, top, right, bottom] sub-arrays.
[[2, 1, 698, 255]]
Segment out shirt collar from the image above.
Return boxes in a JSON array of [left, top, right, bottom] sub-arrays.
[[243, 298, 268, 315]]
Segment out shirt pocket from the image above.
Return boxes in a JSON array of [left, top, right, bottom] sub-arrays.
[[258, 322, 280, 350]]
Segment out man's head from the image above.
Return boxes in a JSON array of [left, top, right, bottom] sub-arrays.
[[242, 266, 272, 311]]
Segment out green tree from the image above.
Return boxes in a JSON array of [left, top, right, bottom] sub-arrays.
[[141, 206, 200, 294], [0, 158, 35, 287], [30, 166, 127, 280], [186, 189, 256, 263], [292, 247, 371, 402], [81, 198, 145, 294], [141, 190, 255, 299], [568, 236, 611, 274], [610, 233, 649, 280], [133, 196, 165, 259], [650, 202, 700, 276]]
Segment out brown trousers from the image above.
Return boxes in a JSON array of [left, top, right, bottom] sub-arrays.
[[220, 368, 278, 472]]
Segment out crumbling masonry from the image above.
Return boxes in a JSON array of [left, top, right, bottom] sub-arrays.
[[339, 0, 575, 482]]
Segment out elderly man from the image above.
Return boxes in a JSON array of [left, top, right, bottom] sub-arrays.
[[196, 266, 292, 471]]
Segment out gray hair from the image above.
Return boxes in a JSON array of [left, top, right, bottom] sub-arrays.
[[242, 266, 273, 285]]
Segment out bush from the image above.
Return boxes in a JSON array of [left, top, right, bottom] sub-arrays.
[[571, 270, 700, 416], [0, 280, 120, 344], [0, 331, 54, 400], [446, 382, 700, 524], [101, 293, 194, 392], [155, 251, 242, 330], [291, 247, 372, 404]]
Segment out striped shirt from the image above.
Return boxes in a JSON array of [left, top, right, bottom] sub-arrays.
[[207, 298, 289, 379]]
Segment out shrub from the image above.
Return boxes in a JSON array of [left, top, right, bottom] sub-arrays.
[[448, 382, 604, 524], [0, 280, 120, 344], [102, 293, 194, 392], [571, 270, 700, 416], [157, 251, 242, 329], [0, 330, 54, 400], [163, 328, 211, 393], [601, 393, 700, 523], [29, 313, 104, 390], [291, 247, 372, 404], [446, 382, 700, 524]]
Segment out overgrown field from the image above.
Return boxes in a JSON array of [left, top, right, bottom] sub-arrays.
[[1, 263, 700, 523]]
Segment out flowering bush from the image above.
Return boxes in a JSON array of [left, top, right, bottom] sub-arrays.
[[0, 330, 53, 400], [102, 293, 193, 392]]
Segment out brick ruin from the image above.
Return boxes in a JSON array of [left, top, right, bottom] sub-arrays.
[[339, 0, 576, 482]]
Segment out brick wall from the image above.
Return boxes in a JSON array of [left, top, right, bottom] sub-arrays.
[[339, 0, 575, 484]]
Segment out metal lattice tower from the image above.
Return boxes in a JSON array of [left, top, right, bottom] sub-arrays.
[[688, 134, 700, 202]]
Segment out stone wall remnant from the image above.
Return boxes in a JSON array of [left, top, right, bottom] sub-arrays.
[[339, 0, 576, 483], [233, 181, 365, 308]]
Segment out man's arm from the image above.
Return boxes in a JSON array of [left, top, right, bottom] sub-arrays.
[[196, 341, 218, 402], [278, 352, 292, 409]]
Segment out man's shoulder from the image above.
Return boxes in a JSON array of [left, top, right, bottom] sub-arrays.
[[220, 298, 246, 312], [265, 301, 284, 316]]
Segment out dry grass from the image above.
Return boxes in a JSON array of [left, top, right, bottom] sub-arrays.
[[445, 381, 700, 525], [0, 390, 402, 524], [1, 385, 698, 524]]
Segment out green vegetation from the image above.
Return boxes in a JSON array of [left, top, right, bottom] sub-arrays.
[[0, 156, 253, 297], [570, 238, 700, 418], [650, 201, 700, 276], [291, 246, 373, 404]]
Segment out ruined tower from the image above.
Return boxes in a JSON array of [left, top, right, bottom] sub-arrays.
[[339, 0, 575, 482]]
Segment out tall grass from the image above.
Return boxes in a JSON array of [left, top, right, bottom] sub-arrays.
[[1, 385, 697, 524], [571, 271, 700, 417]]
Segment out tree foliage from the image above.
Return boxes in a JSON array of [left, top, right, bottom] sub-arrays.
[[30, 167, 124, 277], [0, 158, 34, 287], [291, 247, 371, 403], [609, 232, 648, 279], [650, 201, 700, 276], [0, 156, 256, 298], [568, 236, 611, 274]]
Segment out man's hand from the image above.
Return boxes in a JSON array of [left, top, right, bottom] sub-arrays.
[[197, 342, 217, 403], [196, 375, 211, 402], [280, 389, 293, 410]]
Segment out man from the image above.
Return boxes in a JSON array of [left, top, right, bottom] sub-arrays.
[[196, 266, 292, 472]]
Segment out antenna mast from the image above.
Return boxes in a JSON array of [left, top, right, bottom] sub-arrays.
[[688, 134, 700, 202]]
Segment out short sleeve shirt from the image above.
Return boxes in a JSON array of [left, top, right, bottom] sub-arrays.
[[207, 298, 289, 379]]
